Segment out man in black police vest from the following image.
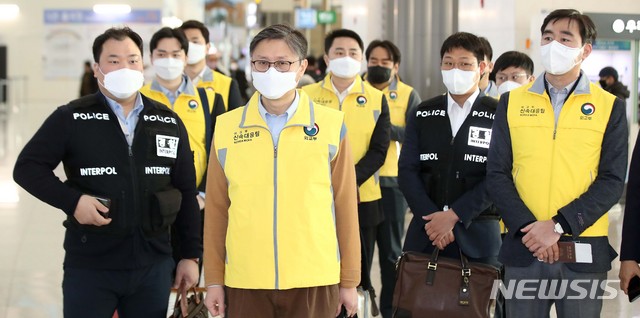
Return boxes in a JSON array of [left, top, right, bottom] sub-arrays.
[[398, 32, 501, 267], [13, 27, 201, 317]]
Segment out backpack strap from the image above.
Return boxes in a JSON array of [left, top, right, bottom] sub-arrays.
[[197, 87, 212, 157]]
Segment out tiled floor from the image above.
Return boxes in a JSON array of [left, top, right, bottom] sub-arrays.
[[2, 104, 640, 317]]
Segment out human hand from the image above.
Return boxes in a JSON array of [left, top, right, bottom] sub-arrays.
[[535, 243, 559, 264], [619, 260, 640, 294], [423, 210, 459, 244], [172, 259, 199, 290], [434, 230, 455, 250], [521, 220, 560, 256], [335, 287, 357, 317], [204, 286, 226, 317], [73, 194, 112, 226]]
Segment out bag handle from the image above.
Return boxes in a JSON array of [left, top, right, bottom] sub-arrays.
[[425, 248, 472, 286], [423, 248, 474, 306], [173, 282, 202, 317]]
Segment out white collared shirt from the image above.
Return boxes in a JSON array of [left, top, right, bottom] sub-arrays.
[[192, 67, 207, 85], [330, 78, 355, 104], [447, 89, 480, 137]]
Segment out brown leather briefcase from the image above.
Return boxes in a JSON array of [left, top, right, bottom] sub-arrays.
[[392, 249, 500, 318]]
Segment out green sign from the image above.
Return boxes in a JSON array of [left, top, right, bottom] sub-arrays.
[[593, 40, 631, 51], [317, 10, 336, 24]]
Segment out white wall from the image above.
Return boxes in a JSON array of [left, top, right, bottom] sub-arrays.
[[0, 0, 203, 129], [341, 0, 384, 68], [458, 0, 516, 63]]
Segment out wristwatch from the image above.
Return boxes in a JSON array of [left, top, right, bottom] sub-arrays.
[[552, 219, 564, 235]]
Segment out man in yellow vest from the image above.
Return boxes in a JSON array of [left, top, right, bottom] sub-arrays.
[[140, 27, 225, 203], [179, 20, 243, 111], [140, 27, 225, 277], [363, 39, 420, 318], [302, 29, 391, 297], [487, 9, 628, 318], [202, 24, 361, 318]]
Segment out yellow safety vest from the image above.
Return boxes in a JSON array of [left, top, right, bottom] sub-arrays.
[[214, 90, 346, 289], [196, 68, 234, 110], [302, 74, 384, 202], [377, 77, 414, 177], [507, 79, 615, 237]]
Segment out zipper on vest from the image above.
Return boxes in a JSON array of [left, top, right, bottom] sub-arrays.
[[272, 130, 280, 289]]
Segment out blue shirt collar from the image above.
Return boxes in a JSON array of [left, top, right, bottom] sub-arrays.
[[104, 93, 144, 120], [152, 75, 194, 96], [257, 91, 300, 121]]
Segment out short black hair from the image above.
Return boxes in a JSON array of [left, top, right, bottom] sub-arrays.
[[92, 27, 143, 63], [365, 40, 401, 64], [440, 32, 484, 64], [306, 55, 317, 66], [324, 29, 364, 54], [149, 27, 189, 55], [541, 9, 597, 45], [478, 37, 493, 61], [180, 20, 210, 44], [492, 51, 534, 76], [599, 66, 618, 81]]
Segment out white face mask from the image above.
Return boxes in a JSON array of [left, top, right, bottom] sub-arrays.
[[441, 69, 477, 95], [540, 41, 583, 75], [98, 67, 144, 99], [329, 56, 362, 79], [252, 67, 298, 100], [187, 42, 207, 65], [497, 81, 523, 95], [153, 58, 185, 80]]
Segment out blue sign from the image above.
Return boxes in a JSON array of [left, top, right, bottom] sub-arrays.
[[593, 40, 631, 51], [44, 9, 161, 24], [295, 8, 317, 29]]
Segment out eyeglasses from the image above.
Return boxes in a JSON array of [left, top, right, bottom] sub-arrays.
[[496, 73, 529, 82], [441, 61, 477, 71], [251, 59, 300, 72]]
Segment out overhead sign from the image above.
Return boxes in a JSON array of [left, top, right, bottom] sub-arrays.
[[44, 9, 161, 24], [585, 12, 640, 40], [317, 10, 336, 24], [592, 40, 631, 51], [295, 8, 317, 29]]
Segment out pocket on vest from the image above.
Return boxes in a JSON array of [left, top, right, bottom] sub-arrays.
[[144, 188, 182, 235]]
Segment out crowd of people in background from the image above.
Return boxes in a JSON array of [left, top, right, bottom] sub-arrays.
[[19, 7, 639, 318]]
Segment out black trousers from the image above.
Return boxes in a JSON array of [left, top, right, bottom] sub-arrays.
[[62, 257, 174, 318], [358, 199, 383, 289]]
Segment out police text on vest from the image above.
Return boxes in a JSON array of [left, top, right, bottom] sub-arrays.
[[144, 115, 177, 125], [73, 113, 110, 121], [416, 109, 446, 117]]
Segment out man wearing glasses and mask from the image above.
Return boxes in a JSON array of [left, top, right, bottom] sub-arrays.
[[202, 24, 361, 318]]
